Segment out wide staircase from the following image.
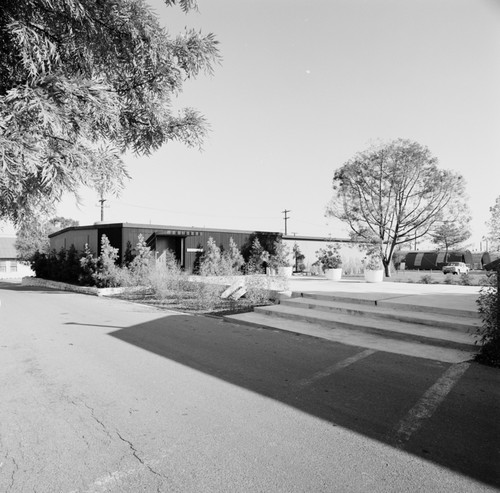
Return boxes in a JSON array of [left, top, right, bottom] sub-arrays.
[[224, 291, 481, 363]]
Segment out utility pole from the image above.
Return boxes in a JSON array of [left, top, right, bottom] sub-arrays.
[[282, 209, 291, 235], [98, 196, 107, 221]]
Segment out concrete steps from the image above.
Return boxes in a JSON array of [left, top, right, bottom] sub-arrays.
[[297, 292, 479, 319], [279, 297, 480, 333], [224, 292, 481, 363]]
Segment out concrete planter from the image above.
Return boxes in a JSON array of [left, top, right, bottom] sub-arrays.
[[277, 266, 293, 278], [324, 268, 342, 281], [364, 269, 384, 283]]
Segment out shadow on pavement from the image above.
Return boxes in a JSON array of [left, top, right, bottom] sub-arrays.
[[109, 313, 500, 488]]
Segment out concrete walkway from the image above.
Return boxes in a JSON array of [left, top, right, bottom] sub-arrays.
[[285, 277, 481, 316]]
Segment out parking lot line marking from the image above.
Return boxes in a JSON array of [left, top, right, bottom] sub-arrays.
[[294, 349, 377, 389], [392, 361, 471, 447]]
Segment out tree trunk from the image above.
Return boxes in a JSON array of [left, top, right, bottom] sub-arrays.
[[384, 261, 391, 278]]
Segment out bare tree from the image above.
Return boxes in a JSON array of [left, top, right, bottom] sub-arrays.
[[327, 139, 467, 276], [485, 196, 500, 251]]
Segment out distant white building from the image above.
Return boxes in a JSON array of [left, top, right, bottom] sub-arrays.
[[0, 237, 34, 279]]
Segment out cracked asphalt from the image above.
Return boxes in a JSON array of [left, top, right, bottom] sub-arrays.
[[1, 280, 499, 492]]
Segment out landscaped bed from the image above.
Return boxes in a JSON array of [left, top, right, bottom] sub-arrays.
[[108, 285, 269, 316]]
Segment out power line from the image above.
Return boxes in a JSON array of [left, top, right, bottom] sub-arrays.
[[116, 201, 276, 220]]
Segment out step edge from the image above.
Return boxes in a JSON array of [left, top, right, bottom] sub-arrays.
[[254, 306, 477, 349], [280, 299, 480, 331], [297, 292, 479, 319]]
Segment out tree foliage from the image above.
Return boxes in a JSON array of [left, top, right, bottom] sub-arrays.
[[476, 272, 500, 367], [429, 221, 471, 257], [246, 237, 266, 274], [221, 237, 244, 273], [270, 238, 291, 269], [199, 237, 222, 276], [485, 196, 500, 251], [327, 139, 467, 276], [15, 215, 79, 260], [129, 233, 152, 283], [0, 0, 220, 223], [293, 242, 305, 272], [316, 243, 342, 270], [428, 197, 472, 258], [94, 234, 120, 287]]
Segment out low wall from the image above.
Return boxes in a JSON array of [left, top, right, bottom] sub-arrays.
[[21, 277, 141, 297]]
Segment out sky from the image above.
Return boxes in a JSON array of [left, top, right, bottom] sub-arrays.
[[2, 0, 500, 249]]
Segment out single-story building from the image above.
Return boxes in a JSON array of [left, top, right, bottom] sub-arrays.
[[0, 237, 35, 279], [48, 222, 358, 273], [49, 222, 283, 272]]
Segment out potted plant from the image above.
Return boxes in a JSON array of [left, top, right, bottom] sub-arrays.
[[316, 244, 343, 281], [271, 239, 293, 277], [363, 252, 384, 283]]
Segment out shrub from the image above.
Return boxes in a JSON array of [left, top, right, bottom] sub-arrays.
[[123, 240, 134, 267], [316, 243, 342, 271], [478, 275, 491, 286], [56, 247, 67, 280], [149, 258, 189, 302], [30, 250, 50, 279], [80, 244, 99, 286], [443, 274, 457, 285], [199, 237, 222, 276], [475, 272, 500, 367], [221, 237, 245, 274], [293, 242, 305, 272], [270, 239, 292, 269], [419, 274, 434, 284], [129, 234, 153, 285], [363, 254, 384, 271], [459, 273, 472, 286], [192, 281, 226, 310], [93, 235, 121, 287], [62, 244, 81, 284], [342, 257, 363, 275], [246, 238, 267, 274], [244, 275, 274, 305]]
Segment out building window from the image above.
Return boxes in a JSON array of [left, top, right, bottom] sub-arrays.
[[0, 261, 6, 272], [10, 262, 17, 272]]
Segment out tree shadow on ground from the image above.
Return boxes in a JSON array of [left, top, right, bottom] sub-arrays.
[[109, 313, 500, 488]]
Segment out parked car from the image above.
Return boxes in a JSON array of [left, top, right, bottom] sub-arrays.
[[442, 262, 469, 275]]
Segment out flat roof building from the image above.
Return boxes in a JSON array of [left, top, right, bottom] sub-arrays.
[[49, 222, 357, 272]]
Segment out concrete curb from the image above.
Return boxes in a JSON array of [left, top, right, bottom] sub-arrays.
[[21, 277, 145, 297], [20, 276, 286, 301]]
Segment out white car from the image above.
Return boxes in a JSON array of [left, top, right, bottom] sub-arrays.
[[442, 262, 469, 275]]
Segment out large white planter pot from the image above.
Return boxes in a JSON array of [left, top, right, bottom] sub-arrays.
[[277, 266, 293, 278], [364, 269, 384, 283], [324, 268, 342, 281]]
